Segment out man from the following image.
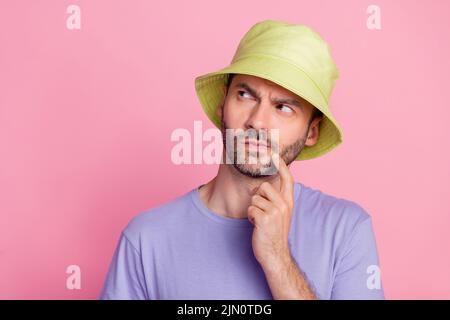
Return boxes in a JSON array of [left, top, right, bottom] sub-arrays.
[[100, 20, 384, 300]]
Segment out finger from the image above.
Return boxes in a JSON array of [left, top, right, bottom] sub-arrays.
[[255, 181, 285, 208], [247, 205, 264, 226], [271, 153, 294, 200], [250, 194, 274, 212]]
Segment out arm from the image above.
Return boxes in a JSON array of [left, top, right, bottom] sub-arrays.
[[331, 216, 384, 300], [261, 252, 317, 300], [99, 232, 149, 300], [248, 154, 316, 300]]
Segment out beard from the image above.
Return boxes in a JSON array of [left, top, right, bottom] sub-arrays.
[[220, 112, 309, 178]]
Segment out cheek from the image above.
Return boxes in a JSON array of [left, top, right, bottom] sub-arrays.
[[276, 124, 305, 148], [223, 102, 248, 126]]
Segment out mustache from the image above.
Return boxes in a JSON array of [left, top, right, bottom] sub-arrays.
[[229, 130, 280, 150], [222, 125, 277, 148], [220, 112, 306, 166], [243, 130, 271, 146]]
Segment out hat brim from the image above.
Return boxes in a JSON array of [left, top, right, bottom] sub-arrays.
[[194, 54, 343, 161]]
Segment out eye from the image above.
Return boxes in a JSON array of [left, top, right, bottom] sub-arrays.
[[277, 104, 294, 113], [237, 90, 253, 99]]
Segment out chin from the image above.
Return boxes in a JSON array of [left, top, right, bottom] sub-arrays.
[[233, 162, 277, 178]]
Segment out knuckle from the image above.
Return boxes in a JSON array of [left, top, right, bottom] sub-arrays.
[[248, 206, 258, 215]]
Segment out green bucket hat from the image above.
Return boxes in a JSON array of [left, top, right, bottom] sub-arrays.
[[194, 19, 343, 161]]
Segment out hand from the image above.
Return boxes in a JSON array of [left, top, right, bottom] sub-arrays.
[[247, 153, 295, 270]]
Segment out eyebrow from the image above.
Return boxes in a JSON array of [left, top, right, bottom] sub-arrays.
[[234, 82, 303, 108]]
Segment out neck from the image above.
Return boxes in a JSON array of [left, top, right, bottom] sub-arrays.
[[199, 162, 282, 219]]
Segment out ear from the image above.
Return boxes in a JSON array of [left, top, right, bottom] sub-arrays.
[[304, 116, 323, 147]]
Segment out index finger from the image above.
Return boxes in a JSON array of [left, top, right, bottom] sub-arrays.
[[271, 153, 294, 200]]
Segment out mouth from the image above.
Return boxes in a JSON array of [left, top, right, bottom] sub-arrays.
[[244, 139, 270, 149]]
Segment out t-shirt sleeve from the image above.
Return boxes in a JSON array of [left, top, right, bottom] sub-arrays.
[[331, 217, 385, 300], [99, 232, 150, 300]]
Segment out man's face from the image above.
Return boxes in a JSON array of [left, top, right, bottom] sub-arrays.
[[217, 74, 322, 178]]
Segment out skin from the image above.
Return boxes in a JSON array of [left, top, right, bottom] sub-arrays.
[[198, 74, 322, 299]]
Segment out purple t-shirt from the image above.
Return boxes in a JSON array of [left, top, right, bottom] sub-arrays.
[[100, 182, 384, 300]]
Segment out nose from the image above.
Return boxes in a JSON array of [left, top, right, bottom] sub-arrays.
[[244, 102, 271, 131]]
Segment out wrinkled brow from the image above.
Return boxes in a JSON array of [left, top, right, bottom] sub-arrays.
[[234, 82, 302, 108]]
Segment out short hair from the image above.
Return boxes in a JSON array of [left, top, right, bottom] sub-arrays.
[[225, 73, 323, 124], [225, 73, 235, 91], [310, 107, 323, 124]]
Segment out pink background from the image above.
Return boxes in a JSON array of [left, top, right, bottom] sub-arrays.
[[1, 0, 449, 299]]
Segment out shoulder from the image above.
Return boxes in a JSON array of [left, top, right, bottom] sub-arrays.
[[121, 189, 195, 247], [295, 182, 372, 235]]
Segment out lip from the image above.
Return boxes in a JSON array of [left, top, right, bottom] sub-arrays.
[[244, 140, 270, 148]]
